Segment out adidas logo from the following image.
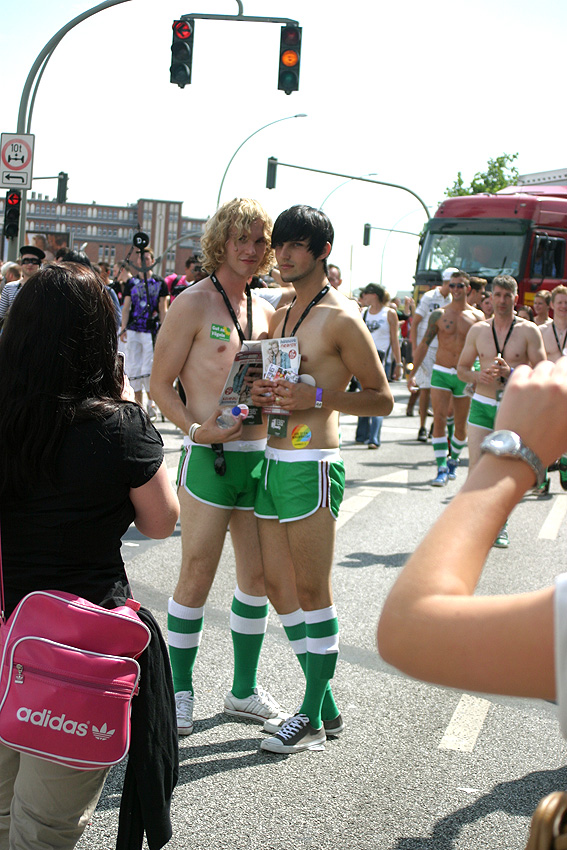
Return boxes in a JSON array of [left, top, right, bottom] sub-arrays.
[[92, 723, 115, 741], [16, 707, 116, 741]]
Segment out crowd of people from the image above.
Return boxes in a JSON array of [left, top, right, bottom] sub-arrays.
[[2, 198, 567, 849]]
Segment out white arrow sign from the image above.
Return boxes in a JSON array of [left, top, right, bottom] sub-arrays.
[[1, 133, 35, 190]]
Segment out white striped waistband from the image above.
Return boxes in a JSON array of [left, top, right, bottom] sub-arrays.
[[183, 437, 266, 452], [471, 393, 498, 407], [432, 364, 457, 375], [264, 446, 342, 463]]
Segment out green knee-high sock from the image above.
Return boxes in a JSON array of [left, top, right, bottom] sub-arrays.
[[167, 597, 204, 694], [447, 415, 455, 443], [230, 585, 268, 699], [431, 436, 449, 469], [279, 610, 339, 722], [299, 606, 339, 729], [450, 434, 467, 461]]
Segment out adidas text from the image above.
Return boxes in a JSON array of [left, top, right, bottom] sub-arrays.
[[16, 707, 88, 737]]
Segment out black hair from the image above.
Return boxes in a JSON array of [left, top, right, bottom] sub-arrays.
[[60, 250, 92, 267], [0, 263, 126, 498], [271, 205, 334, 270]]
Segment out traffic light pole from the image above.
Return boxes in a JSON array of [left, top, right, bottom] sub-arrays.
[[6, 0, 132, 260], [180, 0, 297, 26], [266, 159, 432, 222]]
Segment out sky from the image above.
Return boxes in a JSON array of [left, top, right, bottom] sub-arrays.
[[2, 0, 566, 294]]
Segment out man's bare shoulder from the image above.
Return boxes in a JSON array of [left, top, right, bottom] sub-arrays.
[[516, 316, 544, 338]]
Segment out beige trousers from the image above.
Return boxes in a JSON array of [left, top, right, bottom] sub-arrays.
[[0, 743, 109, 850]]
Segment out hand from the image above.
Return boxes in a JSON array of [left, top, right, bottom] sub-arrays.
[[407, 372, 417, 393], [194, 407, 243, 445], [495, 358, 567, 467], [271, 378, 316, 411], [121, 375, 135, 402], [251, 378, 277, 408], [119, 329, 127, 342], [393, 363, 404, 381]]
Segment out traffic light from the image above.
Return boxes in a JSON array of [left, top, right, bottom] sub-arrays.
[[278, 25, 302, 94], [266, 157, 278, 190], [170, 19, 194, 87], [57, 172, 68, 204], [363, 223, 371, 246], [3, 190, 21, 240]]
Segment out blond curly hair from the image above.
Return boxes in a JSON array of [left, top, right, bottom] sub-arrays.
[[201, 198, 275, 275]]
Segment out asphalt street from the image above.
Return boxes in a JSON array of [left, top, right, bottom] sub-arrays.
[[78, 388, 567, 850]]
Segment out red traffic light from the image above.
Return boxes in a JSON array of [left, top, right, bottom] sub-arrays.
[[173, 20, 192, 39], [7, 191, 21, 206], [281, 26, 300, 46]]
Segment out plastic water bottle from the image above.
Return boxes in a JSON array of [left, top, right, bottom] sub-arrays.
[[216, 404, 249, 429]]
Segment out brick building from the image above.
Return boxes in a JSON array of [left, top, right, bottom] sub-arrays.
[[1, 193, 206, 277]]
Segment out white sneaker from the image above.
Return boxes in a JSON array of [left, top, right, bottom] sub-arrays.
[[263, 711, 345, 736], [175, 690, 194, 735], [223, 686, 290, 724], [261, 713, 326, 753]]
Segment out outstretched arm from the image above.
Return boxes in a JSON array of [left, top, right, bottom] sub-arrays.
[[378, 358, 567, 700]]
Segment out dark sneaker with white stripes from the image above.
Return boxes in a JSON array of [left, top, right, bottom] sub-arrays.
[[260, 713, 326, 753]]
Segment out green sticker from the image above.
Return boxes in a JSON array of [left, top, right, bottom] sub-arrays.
[[210, 323, 231, 340]]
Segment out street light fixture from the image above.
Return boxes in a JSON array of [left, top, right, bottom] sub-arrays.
[[216, 113, 307, 209]]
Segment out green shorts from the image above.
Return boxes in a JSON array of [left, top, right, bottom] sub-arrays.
[[177, 438, 265, 510], [468, 394, 498, 431], [254, 447, 345, 523], [431, 365, 468, 397]]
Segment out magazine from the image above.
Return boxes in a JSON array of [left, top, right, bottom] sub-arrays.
[[261, 337, 301, 416], [218, 341, 263, 425]]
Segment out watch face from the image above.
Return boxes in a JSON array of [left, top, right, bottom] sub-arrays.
[[484, 430, 520, 455]]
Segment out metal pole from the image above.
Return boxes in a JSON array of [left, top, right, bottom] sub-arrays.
[[7, 0, 132, 260], [276, 161, 431, 222], [216, 114, 306, 209]]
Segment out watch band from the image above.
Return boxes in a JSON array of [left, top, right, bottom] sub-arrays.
[[315, 387, 323, 409]]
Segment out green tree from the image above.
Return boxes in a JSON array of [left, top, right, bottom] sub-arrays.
[[445, 153, 520, 197]]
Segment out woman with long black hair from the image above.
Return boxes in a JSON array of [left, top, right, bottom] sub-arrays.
[[0, 263, 179, 850]]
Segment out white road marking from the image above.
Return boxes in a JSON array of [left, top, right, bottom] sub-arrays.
[[123, 541, 140, 548], [438, 694, 491, 752], [337, 470, 409, 530], [539, 495, 567, 540]]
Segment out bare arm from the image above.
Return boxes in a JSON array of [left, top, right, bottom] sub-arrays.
[[158, 295, 166, 325], [527, 323, 547, 366], [407, 310, 440, 390], [378, 359, 567, 699], [129, 459, 179, 538], [456, 324, 481, 384], [409, 313, 422, 348], [388, 308, 403, 380], [120, 295, 131, 338]]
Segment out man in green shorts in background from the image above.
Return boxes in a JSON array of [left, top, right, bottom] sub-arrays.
[[408, 271, 481, 486], [151, 198, 289, 736], [458, 274, 546, 546], [251, 205, 393, 754]]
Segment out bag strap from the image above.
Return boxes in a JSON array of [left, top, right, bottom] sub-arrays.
[[0, 520, 5, 624]]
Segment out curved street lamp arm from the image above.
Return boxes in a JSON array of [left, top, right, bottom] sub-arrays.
[[216, 114, 306, 209], [17, 0, 132, 133]]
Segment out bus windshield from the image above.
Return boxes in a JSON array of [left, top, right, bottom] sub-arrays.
[[418, 232, 525, 278]]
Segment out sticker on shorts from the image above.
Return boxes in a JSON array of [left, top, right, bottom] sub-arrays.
[[211, 323, 231, 340], [291, 424, 312, 448]]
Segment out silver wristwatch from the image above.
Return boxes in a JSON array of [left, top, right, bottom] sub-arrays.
[[480, 430, 545, 487]]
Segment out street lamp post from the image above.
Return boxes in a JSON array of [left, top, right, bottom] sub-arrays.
[[6, 0, 132, 260], [216, 114, 306, 209]]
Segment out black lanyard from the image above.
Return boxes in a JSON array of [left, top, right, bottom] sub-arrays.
[[211, 273, 252, 343], [491, 317, 515, 359], [281, 285, 330, 337], [552, 322, 567, 355]]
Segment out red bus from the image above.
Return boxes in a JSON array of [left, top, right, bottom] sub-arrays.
[[415, 184, 567, 306]]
